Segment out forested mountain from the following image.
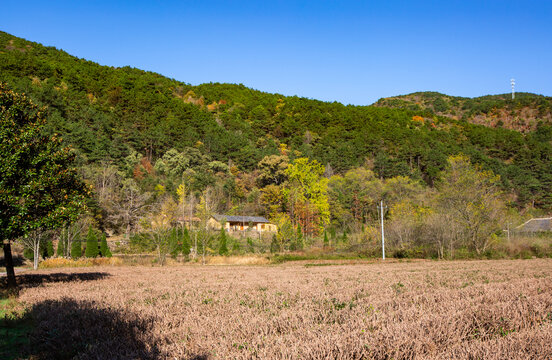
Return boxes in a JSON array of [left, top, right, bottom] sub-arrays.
[[374, 91, 552, 133], [1, 30, 552, 212]]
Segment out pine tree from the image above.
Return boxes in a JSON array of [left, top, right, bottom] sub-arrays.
[[182, 227, 191, 256], [270, 234, 280, 253], [218, 227, 228, 255], [295, 225, 304, 251], [56, 238, 65, 257], [232, 238, 241, 253], [247, 237, 255, 253], [46, 239, 54, 258], [341, 229, 348, 244], [40, 238, 49, 259], [323, 231, 329, 248], [99, 233, 112, 257], [169, 228, 180, 259], [71, 239, 82, 259], [85, 226, 99, 258]]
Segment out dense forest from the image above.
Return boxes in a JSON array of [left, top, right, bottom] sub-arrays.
[[1, 30, 552, 259]]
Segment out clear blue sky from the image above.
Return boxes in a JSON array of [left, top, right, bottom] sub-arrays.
[[3, 0, 551, 105]]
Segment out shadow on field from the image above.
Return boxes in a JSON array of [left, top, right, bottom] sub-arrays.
[[0, 254, 26, 267], [0, 272, 111, 290], [3, 298, 163, 359]]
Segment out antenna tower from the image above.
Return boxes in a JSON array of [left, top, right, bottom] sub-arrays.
[[510, 78, 515, 100]]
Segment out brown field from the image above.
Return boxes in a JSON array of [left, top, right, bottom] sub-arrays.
[[12, 259, 552, 359]]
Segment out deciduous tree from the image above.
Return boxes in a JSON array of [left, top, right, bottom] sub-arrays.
[[0, 84, 88, 288]]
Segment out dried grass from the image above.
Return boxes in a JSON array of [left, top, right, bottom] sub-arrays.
[[38, 257, 123, 269], [205, 255, 270, 265], [16, 259, 552, 359]]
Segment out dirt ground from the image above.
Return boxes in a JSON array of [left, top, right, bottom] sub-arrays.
[[11, 259, 552, 359]]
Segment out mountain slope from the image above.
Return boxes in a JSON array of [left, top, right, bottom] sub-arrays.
[[374, 91, 552, 132], [1, 31, 552, 209]]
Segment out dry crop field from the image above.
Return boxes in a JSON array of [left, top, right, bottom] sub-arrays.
[[10, 259, 552, 359]]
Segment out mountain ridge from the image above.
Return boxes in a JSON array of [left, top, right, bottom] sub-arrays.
[[1, 30, 552, 209]]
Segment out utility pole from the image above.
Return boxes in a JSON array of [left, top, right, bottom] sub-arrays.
[[379, 200, 386, 260], [511, 78, 515, 100]]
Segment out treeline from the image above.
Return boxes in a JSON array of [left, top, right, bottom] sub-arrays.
[[78, 150, 548, 262], [20, 225, 112, 270]]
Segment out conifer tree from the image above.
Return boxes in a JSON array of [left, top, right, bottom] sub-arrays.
[[218, 227, 228, 255], [341, 229, 348, 244], [56, 238, 65, 257], [85, 226, 99, 258], [46, 239, 54, 258], [182, 227, 191, 256], [232, 238, 241, 253], [71, 239, 82, 259], [99, 233, 112, 257], [323, 231, 329, 248], [169, 228, 180, 259], [247, 237, 255, 253], [270, 234, 280, 253], [295, 225, 304, 251], [40, 238, 49, 259]]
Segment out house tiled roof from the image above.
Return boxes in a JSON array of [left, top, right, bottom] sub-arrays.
[[515, 217, 552, 232], [212, 214, 270, 224]]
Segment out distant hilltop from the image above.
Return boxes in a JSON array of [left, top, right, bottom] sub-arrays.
[[374, 91, 552, 133]]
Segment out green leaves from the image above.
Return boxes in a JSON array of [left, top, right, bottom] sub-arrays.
[[0, 83, 88, 241]]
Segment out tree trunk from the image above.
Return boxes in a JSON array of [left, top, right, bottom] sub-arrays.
[[33, 244, 39, 270], [3, 241, 17, 290]]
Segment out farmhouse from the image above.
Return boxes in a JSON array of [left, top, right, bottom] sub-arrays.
[[515, 217, 552, 233], [208, 214, 277, 233]]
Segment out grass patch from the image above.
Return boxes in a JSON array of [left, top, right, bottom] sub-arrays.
[[0, 296, 32, 360]]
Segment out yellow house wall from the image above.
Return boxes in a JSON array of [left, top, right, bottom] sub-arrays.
[[207, 218, 222, 230]]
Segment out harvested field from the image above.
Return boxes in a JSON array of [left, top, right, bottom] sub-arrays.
[[12, 259, 552, 359]]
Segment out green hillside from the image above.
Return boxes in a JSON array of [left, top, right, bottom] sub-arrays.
[[1, 30, 552, 210], [374, 91, 552, 132]]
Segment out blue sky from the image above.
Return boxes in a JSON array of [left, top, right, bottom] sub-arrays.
[[2, 1, 551, 105]]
